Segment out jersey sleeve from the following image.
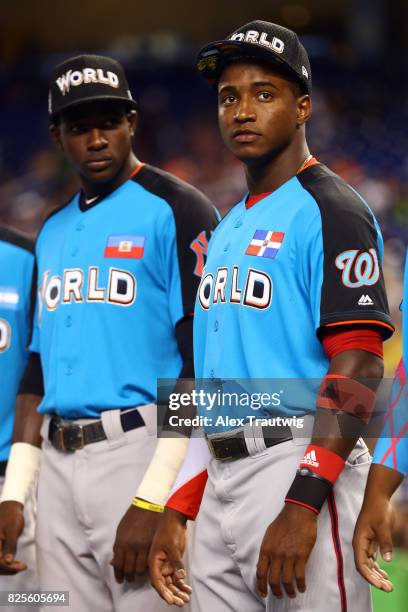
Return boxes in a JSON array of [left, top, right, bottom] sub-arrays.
[[161, 193, 218, 326], [403, 250, 408, 365], [372, 360, 408, 476], [166, 433, 210, 520], [28, 257, 40, 354], [298, 166, 394, 339]]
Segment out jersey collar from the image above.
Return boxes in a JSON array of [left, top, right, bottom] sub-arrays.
[[78, 163, 145, 212], [244, 157, 319, 210]]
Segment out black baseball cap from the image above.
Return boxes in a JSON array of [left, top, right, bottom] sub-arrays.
[[48, 54, 138, 122], [197, 20, 311, 94]]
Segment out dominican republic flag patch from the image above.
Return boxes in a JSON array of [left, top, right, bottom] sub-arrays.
[[104, 235, 145, 259], [245, 230, 285, 259]]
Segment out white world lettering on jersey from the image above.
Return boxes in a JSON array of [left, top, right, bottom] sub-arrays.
[[198, 266, 273, 310], [39, 266, 137, 313], [87, 266, 105, 302], [107, 268, 136, 306], [62, 269, 84, 303], [0, 318, 11, 352]]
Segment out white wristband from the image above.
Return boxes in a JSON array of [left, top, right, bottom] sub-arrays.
[[136, 436, 189, 506], [0, 443, 42, 505]]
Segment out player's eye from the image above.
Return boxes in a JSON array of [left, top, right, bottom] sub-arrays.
[[220, 95, 237, 106], [102, 116, 122, 129], [103, 119, 116, 129], [69, 124, 86, 134], [258, 91, 273, 101]]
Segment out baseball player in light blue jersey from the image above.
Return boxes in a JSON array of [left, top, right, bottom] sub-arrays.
[[0, 227, 40, 610], [0, 55, 217, 612], [354, 251, 408, 593], [150, 21, 394, 612]]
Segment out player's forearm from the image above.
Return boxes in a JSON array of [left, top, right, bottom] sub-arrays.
[[311, 349, 384, 458], [12, 393, 43, 448], [286, 349, 383, 514], [1, 394, 43, 505], [364, 463, 404, 502]]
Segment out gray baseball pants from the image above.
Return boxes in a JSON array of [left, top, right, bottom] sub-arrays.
[[191, 436, 372, 612], [36, 407, 169, 612]]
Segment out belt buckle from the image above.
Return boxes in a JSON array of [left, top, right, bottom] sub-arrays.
[[206, 437, 234, 461], [59, 424, 85, 451]]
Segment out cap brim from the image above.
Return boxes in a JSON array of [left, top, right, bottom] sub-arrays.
[[197, 39, 301, 87], [50, 95, 138, 121]]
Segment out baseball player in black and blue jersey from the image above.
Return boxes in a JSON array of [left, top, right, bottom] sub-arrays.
[[150, 21, 394, 611], [0, 227, 40, 610], [353, 251, 408, 593], [0, 55, 217, 611]]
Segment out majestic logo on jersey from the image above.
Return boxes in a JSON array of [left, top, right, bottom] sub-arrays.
[[358, 294, 374, 306], [38, 267, 136, 317], [190, 231, 210, 277], [104, 235, 145, 259], [56, 68, 120, 96], [245, 230, 285, 259], [198, 266, 272, 310], [0, 287, 19, 310], [0, 318, 11, 352], [335, 248, 380, 288]]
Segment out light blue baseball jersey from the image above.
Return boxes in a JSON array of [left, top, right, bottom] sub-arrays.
[[194, 163, 393, 433], [0, 228, 34, 461], [373, 250, 408, 475], [30, 164, 217, 418]]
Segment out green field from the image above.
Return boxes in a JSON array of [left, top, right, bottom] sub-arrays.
[[372, 550, 408, 611]]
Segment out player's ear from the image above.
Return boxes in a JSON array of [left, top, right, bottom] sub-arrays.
[[127, 110, 138, 137], [49, 124, 63, 151], [296, 95, 312, 128]]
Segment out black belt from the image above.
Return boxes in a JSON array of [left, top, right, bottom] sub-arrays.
[[0, 461, 7, 477], [48, 409, 145, 452], [207, 426, 293, 461]]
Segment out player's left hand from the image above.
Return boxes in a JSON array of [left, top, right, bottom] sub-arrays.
[[353, 495, 394, 593], [110, 505, 161, 582], [256, 503, 317, 599]]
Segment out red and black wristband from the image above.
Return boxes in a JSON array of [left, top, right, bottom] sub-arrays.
[[285, 445, 346, 514], [285, 468, 333, 515]]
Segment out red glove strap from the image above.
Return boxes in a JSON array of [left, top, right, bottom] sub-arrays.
[[299, 445, 345, 485]]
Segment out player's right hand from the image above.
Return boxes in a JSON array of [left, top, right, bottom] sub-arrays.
[[0, 501, 26, 574], [149, 508, 192, 607], [111, 504, 161, 582], [353, 495, 394, 593]]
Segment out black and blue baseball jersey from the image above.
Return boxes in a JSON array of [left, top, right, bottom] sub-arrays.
[[194, 162, 393, 432], [30, 164, 217, 418], [0, 228, 34, 461], [373, 250, 408, 475]]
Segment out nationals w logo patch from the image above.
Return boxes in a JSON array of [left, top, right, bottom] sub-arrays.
[[335, 248, 380, 288]]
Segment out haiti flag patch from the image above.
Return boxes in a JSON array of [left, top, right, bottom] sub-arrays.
[[104, 235, 145, 259], [245, 230, 285, 259]]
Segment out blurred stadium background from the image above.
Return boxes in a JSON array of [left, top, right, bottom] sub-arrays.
[[1, 1, 407, 608]]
